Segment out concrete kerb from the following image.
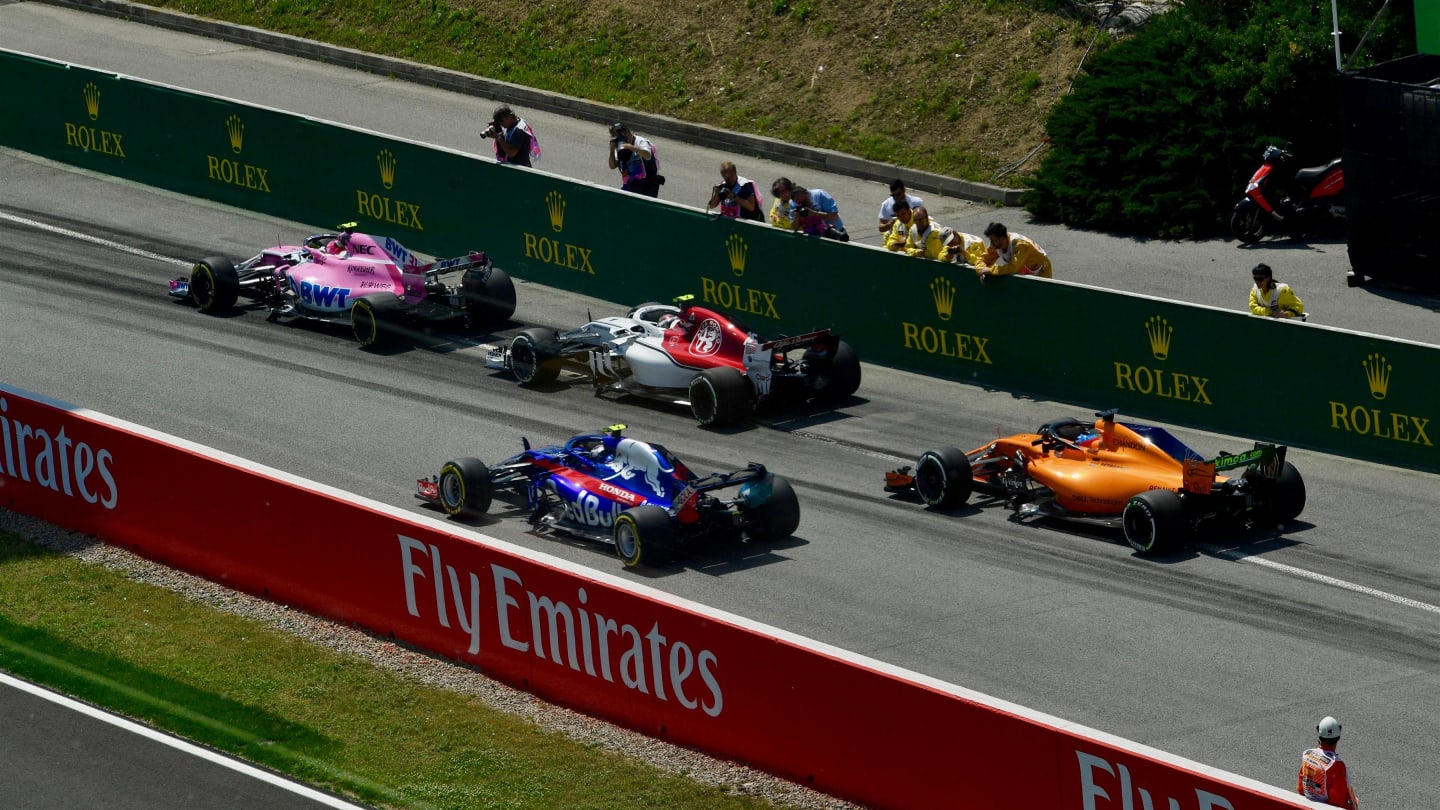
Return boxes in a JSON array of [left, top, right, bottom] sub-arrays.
[[45, 0, 1025, 206]]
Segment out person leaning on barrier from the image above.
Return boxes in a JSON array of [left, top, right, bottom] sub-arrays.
[[707, 161, 763, 222], [878, 177, 925, 233], [1249, 263, 1307, 320], [481, 105, 540, 167], [975, 222, 1053, 281], [769, 177, 798, 230], [1297, 716, 1360, 808], [789, 185, 849, 242], [942, 227, 987, 267], [607, 121, 663, 197], [884, 198, 915, 251], [904, 206, 948, 260]]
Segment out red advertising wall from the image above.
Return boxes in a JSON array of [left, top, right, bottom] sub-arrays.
[[0, 383, 1310, 809]]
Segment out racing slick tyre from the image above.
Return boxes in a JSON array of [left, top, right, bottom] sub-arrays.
[[805, 340, 862, 402], [1245, 461, 1306, 526], [913, 447, 973, 509], [437, 457, 493, 517], [613, 504, 673, 568], [351, 293, 406, 349], [689, 367, 752, 427], [1122, 489, 1186, 555], [190, 257, 240, 313], [1230, 202, 1267, 245], [461, 265, 516, 328], [747, 475, 801, 543], [509, 328, 562, 385]]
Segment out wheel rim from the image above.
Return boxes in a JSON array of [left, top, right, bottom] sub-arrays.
[[439, 470, 464, 513], [511, 339, 537, 382], [1124, 506, 1156, 551], [691, 377, 717, 425], [915, 454, 946, 506], [353, 304, 377, 345], [615, 519, 639, 562], [191, 266, 215, 308]]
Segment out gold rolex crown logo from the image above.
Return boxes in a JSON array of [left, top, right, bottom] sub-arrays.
[[377, 149, 397, 190], [1145, 315, 1173, 360], [725, 234, 748, 277], [930, 276, 956, 322], [1363, 352, 1391, 401], [226, 114, 245, 154], [83, 82, 101, 121], [546, 190, 566, 232]]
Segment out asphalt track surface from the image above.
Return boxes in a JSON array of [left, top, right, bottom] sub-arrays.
[[2, 4, 1439, 808]]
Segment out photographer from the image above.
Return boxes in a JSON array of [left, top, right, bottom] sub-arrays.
[[481, 105, 539, 167], [607, 122, 663, 197], [706, 161, 763, 222], [789, 185, 849, 242]]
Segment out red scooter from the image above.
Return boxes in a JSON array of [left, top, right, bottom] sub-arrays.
[[1231, 144, 1345, 244]]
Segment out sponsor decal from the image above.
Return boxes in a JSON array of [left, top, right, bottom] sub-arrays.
[[900, 276, 993, 364], [725, 233, 747, 278], [297, 280, 352, 309], [1112, 316, 1212, 405], [690, 319, 724, 356], [521, 190, 595, 274], [398, 538, 723, 715], [206, 114, 272, 193], [1075, 750, 1235, 810], [1327, 353, 1431, 446], [699, 277, 779, 319], [561, 490, 623, 527], [64, 82, 126, 159], [356, 150, 424, 230], [0, 397, 118, 509], [597, 480, 643, 505]]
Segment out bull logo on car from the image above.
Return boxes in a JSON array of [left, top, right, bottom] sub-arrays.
[[690, 319, 724, 356], [605, 438, 669, 497]]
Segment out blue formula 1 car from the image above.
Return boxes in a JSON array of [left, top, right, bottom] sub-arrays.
[[416, 425, 800, 568]]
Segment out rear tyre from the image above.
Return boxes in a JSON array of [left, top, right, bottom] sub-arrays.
[[806, 340, 862, 401], [351, 293, 406, 349], [1122, 490, 1186, 554], [613, 504, 673, 568], [437, 458, 492, 517], [1230, 203, 1267, 244], [190, 257, 240, 313], [462, 265, 516, 327], [914, 447, 973, 509], [1246, 462, 1306, 525], [688, 367, 752, 427], [509, 328, 561, 385], [748, 476, 801, 543]]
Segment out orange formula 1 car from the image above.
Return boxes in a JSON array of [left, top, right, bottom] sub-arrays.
[[883, 410, 1306, 554]]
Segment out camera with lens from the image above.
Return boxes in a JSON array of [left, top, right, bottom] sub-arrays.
[[714, 183, 734, 200], [481, 119, 503, 139], [793, 205, 812, 218]]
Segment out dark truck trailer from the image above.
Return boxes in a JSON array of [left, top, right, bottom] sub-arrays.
[[1341, 54, 1440, 287]]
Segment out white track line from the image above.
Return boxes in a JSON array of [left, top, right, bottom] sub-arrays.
[[1200, 543, 1440, 615], [0, 669, 379, 810], [0, 210, 188, 266]]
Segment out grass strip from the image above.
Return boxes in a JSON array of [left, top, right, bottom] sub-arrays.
[[0, 531, 772, 809]]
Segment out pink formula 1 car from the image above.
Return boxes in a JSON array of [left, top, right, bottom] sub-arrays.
[[169, 223, 515, 348]]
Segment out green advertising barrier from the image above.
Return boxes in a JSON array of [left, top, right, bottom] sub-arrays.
[[4, 50, 1437, 472]]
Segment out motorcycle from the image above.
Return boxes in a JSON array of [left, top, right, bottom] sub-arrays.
[[1230, 144, 1345, 244]]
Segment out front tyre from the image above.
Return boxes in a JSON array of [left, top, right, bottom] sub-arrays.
[[689, 366, 752, 427], [509, 328, 561, 385], [351, 293, 406, 349], [1230, 202, 1267, 244], [747, 475, 801, 543], [1123, 489, 1186, 554], [190, 257, 240, 313], [437, 457, 492, 517], [914, 447, 972, 509], [613, 504, 673, 568]]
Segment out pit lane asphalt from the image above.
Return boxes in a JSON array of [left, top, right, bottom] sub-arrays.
[[1, 5, 1438, 808]]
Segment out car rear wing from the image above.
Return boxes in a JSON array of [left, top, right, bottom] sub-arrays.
[[1181, 443, 1287, 494], [761, 329, 835, 353], [417, 251, 491, 280]]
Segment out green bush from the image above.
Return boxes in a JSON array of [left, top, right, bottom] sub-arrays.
[[1024, 0, 1416, 238]]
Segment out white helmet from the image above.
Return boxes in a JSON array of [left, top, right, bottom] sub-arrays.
[[1317, 716, 1342, 740]]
